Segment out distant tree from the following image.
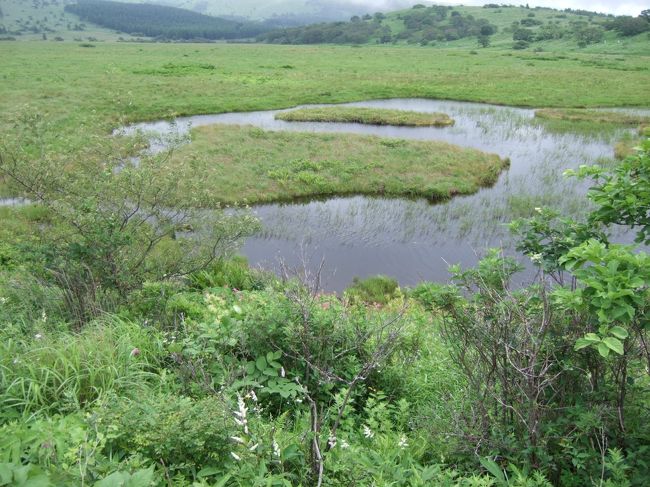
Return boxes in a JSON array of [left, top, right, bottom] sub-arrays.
[[574, 25, 604, 46], [480, 24, 496, 35], [478, 34, 490, 47], [606, 15, 650, 36], [513, 27, 534, 41]]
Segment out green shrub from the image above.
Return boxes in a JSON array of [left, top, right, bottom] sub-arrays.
[[345, 275, 400, 304], [189, 256, 268, 291], [97, 392, 234, 476]]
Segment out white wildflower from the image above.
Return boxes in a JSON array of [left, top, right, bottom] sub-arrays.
[[234, 394, 249, 434], [249, 443, 259, 451], [230, 452, 241, 461], [41, 310, 47, 322], [248, 390, 258, 402], [530, 253, 543, 264], [398, 435, 409, 449], [340, 439, 350, 449], [272, 439, 281, 458], [34, 333, 43, 340], [280, 367, 286, 378], [230, 436, 245, 444], [363, 425, 374, 439], [0, 297, 7, 305], [534, 207, 542, 213]]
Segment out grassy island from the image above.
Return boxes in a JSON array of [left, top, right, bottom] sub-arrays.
[[535, 108, 650, 125], [171, 124, 507, 204], [275, 106, 455, 127]]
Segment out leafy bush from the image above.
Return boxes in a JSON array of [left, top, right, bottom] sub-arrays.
[[96, 392, 234, 476], [345, 275, 400, 304]]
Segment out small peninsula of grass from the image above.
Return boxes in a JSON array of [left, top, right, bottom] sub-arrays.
[[275, 107, 455, 127], [535, 108, 650, 125], [170, 125, 507, 205]]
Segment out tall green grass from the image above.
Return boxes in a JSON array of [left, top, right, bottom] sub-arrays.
[[0, 318, 164, 420]]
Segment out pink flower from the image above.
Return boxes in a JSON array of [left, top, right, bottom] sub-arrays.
[[130, 348, 141, 357]]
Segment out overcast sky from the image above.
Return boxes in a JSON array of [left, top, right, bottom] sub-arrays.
[[351, 0, 646, 16]]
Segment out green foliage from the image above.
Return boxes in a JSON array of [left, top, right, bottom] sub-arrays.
[[0, 110, 258, 323], [97, 392, 233, 477], [0, 318, 163, 419], [189, 256, 268, 292], [345, 275, 400, 304], [0, 463, 51, 487], [574, 140, 650, 244]]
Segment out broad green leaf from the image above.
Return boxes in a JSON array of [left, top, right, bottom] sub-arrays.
[[575, 337, 598, 351], [256, 356, 267, 371], [0, 464, 12, 484], [129, 467, 154, 486], [480, 458, 506, 485], [245, 361, 256, 375], [609, 326, 629, 340], [198, 467, 221, 478], [597, 342, 610, 358], [603, 337, 624, 355]]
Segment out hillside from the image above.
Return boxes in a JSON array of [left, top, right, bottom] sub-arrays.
[[0, 0, 136, 41], [129, 0, 427, 23], [259, 4, 650, 54], [0, 0, 432, 39], [64, 0, 269, 40]]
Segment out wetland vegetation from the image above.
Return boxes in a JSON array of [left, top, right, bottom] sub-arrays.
[[275, 106, 454, 126], [1, 3, 650, 485], [169, 124, 505, 204]]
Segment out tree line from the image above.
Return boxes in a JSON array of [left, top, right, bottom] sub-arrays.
[[258, 5, 498, 46], [64, 0, 270, 40]]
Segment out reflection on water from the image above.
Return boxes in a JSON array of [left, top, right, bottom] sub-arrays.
[[119, 99, 642, 290], [0, 197, 31, 207]]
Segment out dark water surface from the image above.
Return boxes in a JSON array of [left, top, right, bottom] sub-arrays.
[[119, 99, 647, 290]]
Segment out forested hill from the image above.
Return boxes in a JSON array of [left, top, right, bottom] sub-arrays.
[[257, 4, 650, 51], [64, 0, 270, 40], [258, 6, 499, 45]]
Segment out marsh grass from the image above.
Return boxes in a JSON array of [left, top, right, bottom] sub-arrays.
[[171, 124, 508, 205], [276, 107, 454, 127], [535, 108, 650, 125]]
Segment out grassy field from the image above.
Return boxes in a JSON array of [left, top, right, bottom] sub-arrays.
[[167, 124, 506, 204], [276, 106, 454, 126], [1, 43, 649, 135]]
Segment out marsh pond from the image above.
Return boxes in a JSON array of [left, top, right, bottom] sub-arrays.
[[119, 98, 647, 290]]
